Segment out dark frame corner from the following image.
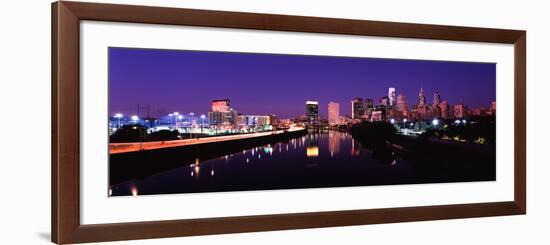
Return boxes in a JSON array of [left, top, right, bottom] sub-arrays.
[[52, 1, 526, 244]]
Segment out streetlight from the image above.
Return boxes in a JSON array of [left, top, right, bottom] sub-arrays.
[[432, 119, 439, 126], [390, 118, 395, 124], [173, 112, 180, 129], [114, 113, 123, 129], [189, 113, 195, 138], [131, 115, 141, 149], [200, 114, 206, 134], [403, 118, 407, 128], [462, 119, 467, 124]]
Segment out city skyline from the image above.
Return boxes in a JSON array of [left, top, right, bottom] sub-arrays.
[[109, 47, 496, 119]]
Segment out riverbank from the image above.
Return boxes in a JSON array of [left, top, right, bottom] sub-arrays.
[[350, 125, 496, 183], [110, 127, 306, 154], [109, 127, 307, 184]]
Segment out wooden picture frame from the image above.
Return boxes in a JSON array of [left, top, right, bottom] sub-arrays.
[[52, 1, 526, 244]]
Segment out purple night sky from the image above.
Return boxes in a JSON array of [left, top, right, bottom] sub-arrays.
[[109, 47, 496, 119]]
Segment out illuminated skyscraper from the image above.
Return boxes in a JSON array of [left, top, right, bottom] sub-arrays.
[[379, 96, 390, 120], [432, 92, 442, 118], [418, 87, 426, 106], [328, 102, 340, 126], [306, 101, 319, 125], [365, 98, 374, 118], [453, 104, 466, 118], [209, 99, 237, 126], [439, 101, 449, 119], [388, 87, 397, 108], [417, 88, 427, 119], [351, 98, 365, 119], [380, 96, 389, 107], [433, 91, 441, 106], [211, 99, 230, 112], [208, 109, 237, 126], [396, 93, 408, 118]]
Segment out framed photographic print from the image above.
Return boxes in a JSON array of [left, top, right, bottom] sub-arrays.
[[52, 1, 526, 244]]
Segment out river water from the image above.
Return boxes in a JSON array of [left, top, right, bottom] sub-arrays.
[[110, 130, 439, 197]]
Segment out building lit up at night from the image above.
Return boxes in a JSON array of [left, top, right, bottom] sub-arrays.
[[328, 101, 340, 126]]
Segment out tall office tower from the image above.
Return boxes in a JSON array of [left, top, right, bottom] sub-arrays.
[[416, 88, 427, 119], [351, 97, 365, 119], [439, 101, 449, 119], [306, 101, 319, 125], [365, 98, 374, 118], [328, 101, 340, 126], [388, 87, 397, 108], [209, 99, 237, 126], [396, 93, 408, 117], [432, 91, 442, 118], [379, 96, 390, 120], [396, 93, 407, 111], [379, 96, 389, 107], [453, 104, 466, 118], [433, 91, 441, 106], [418, 87, 426, 106]]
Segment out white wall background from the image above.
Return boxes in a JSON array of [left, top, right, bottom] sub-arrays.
[[0, 0, 547, 244]]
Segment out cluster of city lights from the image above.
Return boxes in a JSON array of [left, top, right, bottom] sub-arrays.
[[454, 119, 468, 124], [390, 117, 440, 127], [112, 112, 208, 126]]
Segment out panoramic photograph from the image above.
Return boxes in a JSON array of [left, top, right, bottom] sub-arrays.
[[107, 47, 496, 197]]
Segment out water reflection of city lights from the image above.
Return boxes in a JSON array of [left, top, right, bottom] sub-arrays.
[[131, 186, 138, 197], [263, 146, 273, 155], [246, 158, 249, 163], [191, 172, 194, 176], [306, 146, 319, 157], [211, 170, 215, 176]]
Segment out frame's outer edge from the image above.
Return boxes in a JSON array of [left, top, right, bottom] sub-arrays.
[[514, 32, 527, 213], [51, 2, 59, 244], [53, 1, 81, 244], [62, 1, 524, 43], [74, 202, 521, 244], [51, 1, 527, 244]]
